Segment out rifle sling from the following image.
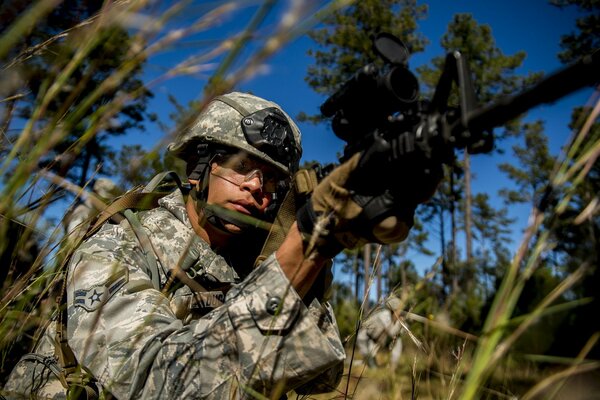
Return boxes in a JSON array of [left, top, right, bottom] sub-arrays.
[[53, 172, 182, 394], [254, 168, 318, 267]]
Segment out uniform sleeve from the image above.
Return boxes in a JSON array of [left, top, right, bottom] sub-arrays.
[[67, 238, 345, 399]]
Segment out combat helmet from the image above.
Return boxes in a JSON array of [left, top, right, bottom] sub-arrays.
[[168, 92, 302, 178]]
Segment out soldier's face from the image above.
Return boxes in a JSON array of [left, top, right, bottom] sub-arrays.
[[205, 152, 276, 234]]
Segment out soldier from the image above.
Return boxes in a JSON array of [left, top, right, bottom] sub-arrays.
[[357, 296, 405, 368], [3, 92, 428, 399]]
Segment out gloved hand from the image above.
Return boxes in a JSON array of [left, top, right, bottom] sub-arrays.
[[296, 150, 442, 257]]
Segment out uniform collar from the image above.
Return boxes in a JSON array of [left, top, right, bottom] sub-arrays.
[[154, 190, 240, 285]]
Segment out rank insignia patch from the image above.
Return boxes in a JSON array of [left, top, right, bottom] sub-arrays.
[[74, 268, 129, 312]]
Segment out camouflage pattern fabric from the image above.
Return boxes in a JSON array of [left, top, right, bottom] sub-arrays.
[[3, 190, 345, 399], [356, 307, 403, 368]]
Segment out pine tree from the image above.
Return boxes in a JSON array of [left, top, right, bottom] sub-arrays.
[[550, 0, 600, 63], [498, 121, 555, 206], [301, 0, 428, 122], [418, 14, 536, 299], [470, 192, 514, 306], [0, 0, 153, 187]]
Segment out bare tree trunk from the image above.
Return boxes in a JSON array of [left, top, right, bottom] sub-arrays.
[[385, 254, 394, 294], [79, 146, 93, 188], [352, 251, 359, 303], [449, 170, 459, 295], [363, 244, 371, 313], [450, 170, 457, 264], [400, 260, 407, 297], [376, 246, 383, 301], [464, 150, 473, 263], [439, 202, 446, 274]]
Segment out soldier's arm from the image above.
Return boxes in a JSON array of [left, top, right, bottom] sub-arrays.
[[275, 221, 330, 298]]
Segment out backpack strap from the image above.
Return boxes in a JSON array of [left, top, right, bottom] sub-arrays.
[[86, 192, 166, 235], [53, 260, 99, 398], [53, 172, 182, 396], [123, 209, 162, 290], [86, 171, 182, 239]]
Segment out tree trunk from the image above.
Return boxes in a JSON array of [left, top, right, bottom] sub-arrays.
[[352, 251, 360, 303], [400, 260, 407, 297], [79, 147, 93, 188], [376, 246, 383, 301], [464, 150, 473, 263], [450, 170, 457, 265], [439, 202, 449, 292]]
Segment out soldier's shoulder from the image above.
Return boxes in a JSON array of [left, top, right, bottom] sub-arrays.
[[67, 220, 140, 272], [80, 220, 132, 251]]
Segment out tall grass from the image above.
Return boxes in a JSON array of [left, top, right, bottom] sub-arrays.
[[1, 1, 598, 398], [320, 94, 599, 400]]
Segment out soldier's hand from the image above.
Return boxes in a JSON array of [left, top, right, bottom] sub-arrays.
[[296, 152, 438, 257]]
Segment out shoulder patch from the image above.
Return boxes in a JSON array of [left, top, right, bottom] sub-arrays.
[[73, 268, 129, 312]]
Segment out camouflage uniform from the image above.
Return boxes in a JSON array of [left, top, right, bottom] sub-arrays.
[[3, 189, 345, 399], [356, 302, 403, 368]]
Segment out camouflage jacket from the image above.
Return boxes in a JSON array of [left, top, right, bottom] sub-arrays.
[[4, 190, 345, 399]]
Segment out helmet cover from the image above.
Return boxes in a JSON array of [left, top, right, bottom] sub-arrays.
[[168, 92, 302, 176]]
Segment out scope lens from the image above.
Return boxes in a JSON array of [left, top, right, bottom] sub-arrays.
[[387, 67, 419, 103]]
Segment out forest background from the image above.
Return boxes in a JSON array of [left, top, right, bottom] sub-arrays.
[[0, 0, 599, 398]]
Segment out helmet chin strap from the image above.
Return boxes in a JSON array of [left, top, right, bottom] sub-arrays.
[[188, 148, 274, 236], [203, 202, 269, 232], [190, 183, 270, 236]]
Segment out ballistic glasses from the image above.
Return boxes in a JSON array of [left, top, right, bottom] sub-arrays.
[[210, 153, 288, 194]]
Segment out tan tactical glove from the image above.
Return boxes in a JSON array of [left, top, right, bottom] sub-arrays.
[[297, 152, 430, 257]]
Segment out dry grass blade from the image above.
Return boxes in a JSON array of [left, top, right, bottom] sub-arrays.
[[404, 311, 478, 343], [521, 333, 600, 400], [0, 0, 62, 61], [459, 95, 600, 400], [446, 341, 467, 400]]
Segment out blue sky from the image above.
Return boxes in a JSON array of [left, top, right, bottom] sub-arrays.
[[140, 0, 590, 163], [127, 0, 594, 276]]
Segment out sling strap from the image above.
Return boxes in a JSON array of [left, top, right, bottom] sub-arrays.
[[87, 171, 182, 237], [53, 172, 182, 397], [254, 168, 318, 267]]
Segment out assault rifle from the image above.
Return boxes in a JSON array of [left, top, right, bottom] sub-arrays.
[[320, 33, 599, 200]]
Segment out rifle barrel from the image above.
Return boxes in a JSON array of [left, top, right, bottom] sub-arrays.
[[465, 50, 599, 133]]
